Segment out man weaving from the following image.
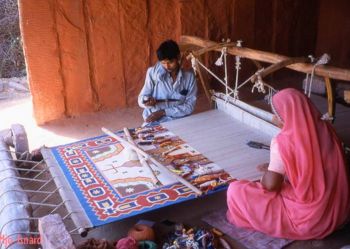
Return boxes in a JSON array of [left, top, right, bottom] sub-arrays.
[[138, 39, 197, 126]]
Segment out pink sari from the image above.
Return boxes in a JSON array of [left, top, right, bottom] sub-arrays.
[[226, 88, 350, 239]]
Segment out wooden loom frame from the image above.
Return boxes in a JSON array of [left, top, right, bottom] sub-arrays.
[[0, 125, 84, 249], [179, 35, 350, 121]]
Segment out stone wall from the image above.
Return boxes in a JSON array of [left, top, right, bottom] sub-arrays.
[[17, 0, 349, 124], [0, 76, 29, 100]]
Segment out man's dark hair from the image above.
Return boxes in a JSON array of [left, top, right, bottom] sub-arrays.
[[156, 40, 180, 61]]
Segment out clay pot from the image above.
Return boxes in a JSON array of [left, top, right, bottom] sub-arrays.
[[127, 224, 155, 241]]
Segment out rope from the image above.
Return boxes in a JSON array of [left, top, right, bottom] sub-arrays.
[[224, 47, 228, 95], [234, 40, 243, 99], [191, 48, 276, 101], [305, 54, 330, 97], [321, 112, 334, 121], [195, 58, 235, 94], [190, 54, 197, 74], [214, 48, 225, 66]]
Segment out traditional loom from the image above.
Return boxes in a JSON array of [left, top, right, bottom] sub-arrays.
[[1, 36, 350, 249], [182, 36, 350, 121], [0, 123, 234, 248]]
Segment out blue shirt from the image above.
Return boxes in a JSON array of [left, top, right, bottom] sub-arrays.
[[138, 62, 197, 123]]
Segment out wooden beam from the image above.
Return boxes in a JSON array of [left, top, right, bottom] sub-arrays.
[[251, 57, 309, 82], [180, 36, 350, 82]]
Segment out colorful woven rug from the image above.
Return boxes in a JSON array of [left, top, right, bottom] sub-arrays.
[[49, 125, 232, 227]]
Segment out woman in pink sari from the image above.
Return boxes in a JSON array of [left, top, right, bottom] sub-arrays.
[[226, 88, 350, 239]]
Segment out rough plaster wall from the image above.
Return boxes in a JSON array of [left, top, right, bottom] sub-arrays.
[[254, 0, 274, 52], [178, 0, 209, 93], [84, 0, 126, 109], [18, 0, 66, 124], [207, 0, 233, 41], [230, 0, 257, 82], [55, 0, 95, 116], [19, 0, 346, 124], [316, 0, 350, 68], [272, 0, 318, 56], [179, 0, 207, 38], [232, 0, 255, 46], [118, 0, 150, 106], [149, 0, 179, 64], [287, 0, 319, 56]]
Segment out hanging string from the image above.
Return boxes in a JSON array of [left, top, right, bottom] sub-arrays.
[[194, 57, 236, 94], [234, 40, 243, 100], [307, 54, 330, 98], [304, 73, 310, 95], [215, 48, 225, 66], [321, 112, 334, 121], [191, 48, 277, 102], [190, 53, 197, 74], [223, 47, 228, 96], [252, 75, 266, 94], [264, 87, 276, 105]]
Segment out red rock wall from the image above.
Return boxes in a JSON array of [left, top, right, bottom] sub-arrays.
[[18, 0, 349, 124]]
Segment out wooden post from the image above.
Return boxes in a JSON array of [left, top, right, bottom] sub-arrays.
[[324, 77, 335, 122], [195, 58, 212, 104]]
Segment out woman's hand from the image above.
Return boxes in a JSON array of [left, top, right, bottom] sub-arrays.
[[257, 163, 283, 192], [256, 163, 269, 173], [261, 170, 284, 192]]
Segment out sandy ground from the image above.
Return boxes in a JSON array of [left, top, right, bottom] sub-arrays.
[[0, 95, 210, 151], [0, 96, 142, 150]]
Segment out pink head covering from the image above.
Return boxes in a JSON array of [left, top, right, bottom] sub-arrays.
[[272, 89, 342, 198], [226, 88, 350, 239], [272, 88, 350, 234]]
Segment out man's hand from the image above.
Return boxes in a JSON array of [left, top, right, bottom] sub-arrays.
[[143, 96, 156, 107], [146, 110, 165, 123]]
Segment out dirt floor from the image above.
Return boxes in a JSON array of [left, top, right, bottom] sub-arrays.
[[0, 93, 211, 150], [0, 96, 141, 150]]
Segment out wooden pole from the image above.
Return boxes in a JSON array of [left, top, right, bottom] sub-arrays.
[[251, 57, 309, 82], [101, 127, 202, 195], [195, 58, 212, 104], [123, 128, 160, 186]]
